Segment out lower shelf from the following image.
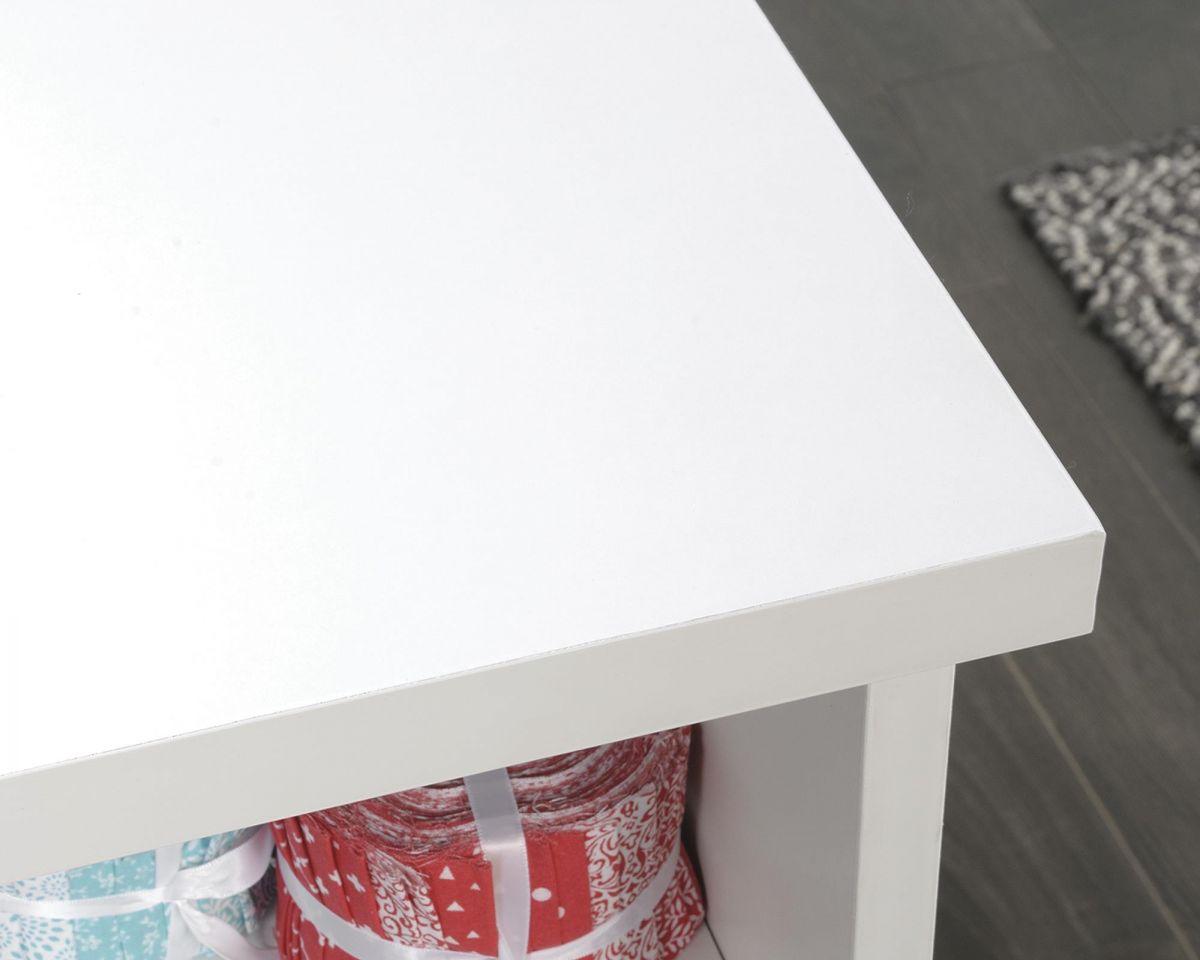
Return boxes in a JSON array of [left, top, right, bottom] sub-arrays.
[[2, 675, 952, 960]]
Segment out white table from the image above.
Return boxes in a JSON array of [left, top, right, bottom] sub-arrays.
[[0, 1, 1102, 957]]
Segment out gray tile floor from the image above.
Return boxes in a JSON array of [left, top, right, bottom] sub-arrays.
[[754, 1, 1200, 957]]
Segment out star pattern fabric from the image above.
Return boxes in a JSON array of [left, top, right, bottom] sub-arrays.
[[273, 729, 703, 960]]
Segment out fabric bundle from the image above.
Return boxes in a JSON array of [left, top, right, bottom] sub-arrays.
[[273, 727, 704, 960], [0, 829, 275, 960]]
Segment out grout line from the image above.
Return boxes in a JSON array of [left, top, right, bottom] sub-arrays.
[[885, 48, 1057, 92], [1004, 655, 1200, 960]]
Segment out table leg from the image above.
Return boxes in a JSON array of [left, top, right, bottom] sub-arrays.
[[691, 666, 955, 960]]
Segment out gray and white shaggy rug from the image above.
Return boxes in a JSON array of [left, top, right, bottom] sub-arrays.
[[1007, 129, 1200, 455]]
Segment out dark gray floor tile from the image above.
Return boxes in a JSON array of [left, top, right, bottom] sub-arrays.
[[1013, 604, 1200, 947], [754, 0, 882, 101], [1065, 17, 1200, 138], [834, 0, 1052, 82], [941, 281, 1200, 955], [963, 281, 1200, 946], [1014, 552, 1200, 945], [946, 185, 1083, 293], [937, 655, 1189, 960], [909, 182, 1075, 302], [947, 186, 1200, 531], [1023, 0, 1199, 44], [901, 192, 1008, 294], [890, 54, 1123, 189], [813, 87, 934, 208]]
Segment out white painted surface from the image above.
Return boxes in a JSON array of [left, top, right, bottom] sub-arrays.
[[0, 0, 1101, 877], [677, 924, 722, 960], [692, 686, 868, 959], [853, 668, 955, 960], [1, 520, 1098, 882], [693, 668, 954, 960]]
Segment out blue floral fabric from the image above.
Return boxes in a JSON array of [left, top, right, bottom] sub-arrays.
[[0, 830, 271, 960]]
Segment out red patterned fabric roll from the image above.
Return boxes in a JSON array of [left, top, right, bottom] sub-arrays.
[[272, 728, 703, 960]]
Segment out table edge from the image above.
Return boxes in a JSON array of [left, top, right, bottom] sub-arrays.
[[0, 527, 1103, 881]]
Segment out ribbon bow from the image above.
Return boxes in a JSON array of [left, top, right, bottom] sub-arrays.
[[0, 827, 276, 960]]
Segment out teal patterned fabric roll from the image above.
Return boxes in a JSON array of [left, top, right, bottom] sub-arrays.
[[0, 830, 273, 960]]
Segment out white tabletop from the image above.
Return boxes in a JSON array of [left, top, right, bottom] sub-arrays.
[[0, 0, 1101, 879]]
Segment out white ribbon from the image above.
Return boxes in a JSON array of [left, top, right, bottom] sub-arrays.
[[279, 769, 680, 960], [0, 827, 276, 960], [463, 770, 528, 960]]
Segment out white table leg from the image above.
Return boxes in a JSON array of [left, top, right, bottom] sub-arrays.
[[690, 666, 955, 960]]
